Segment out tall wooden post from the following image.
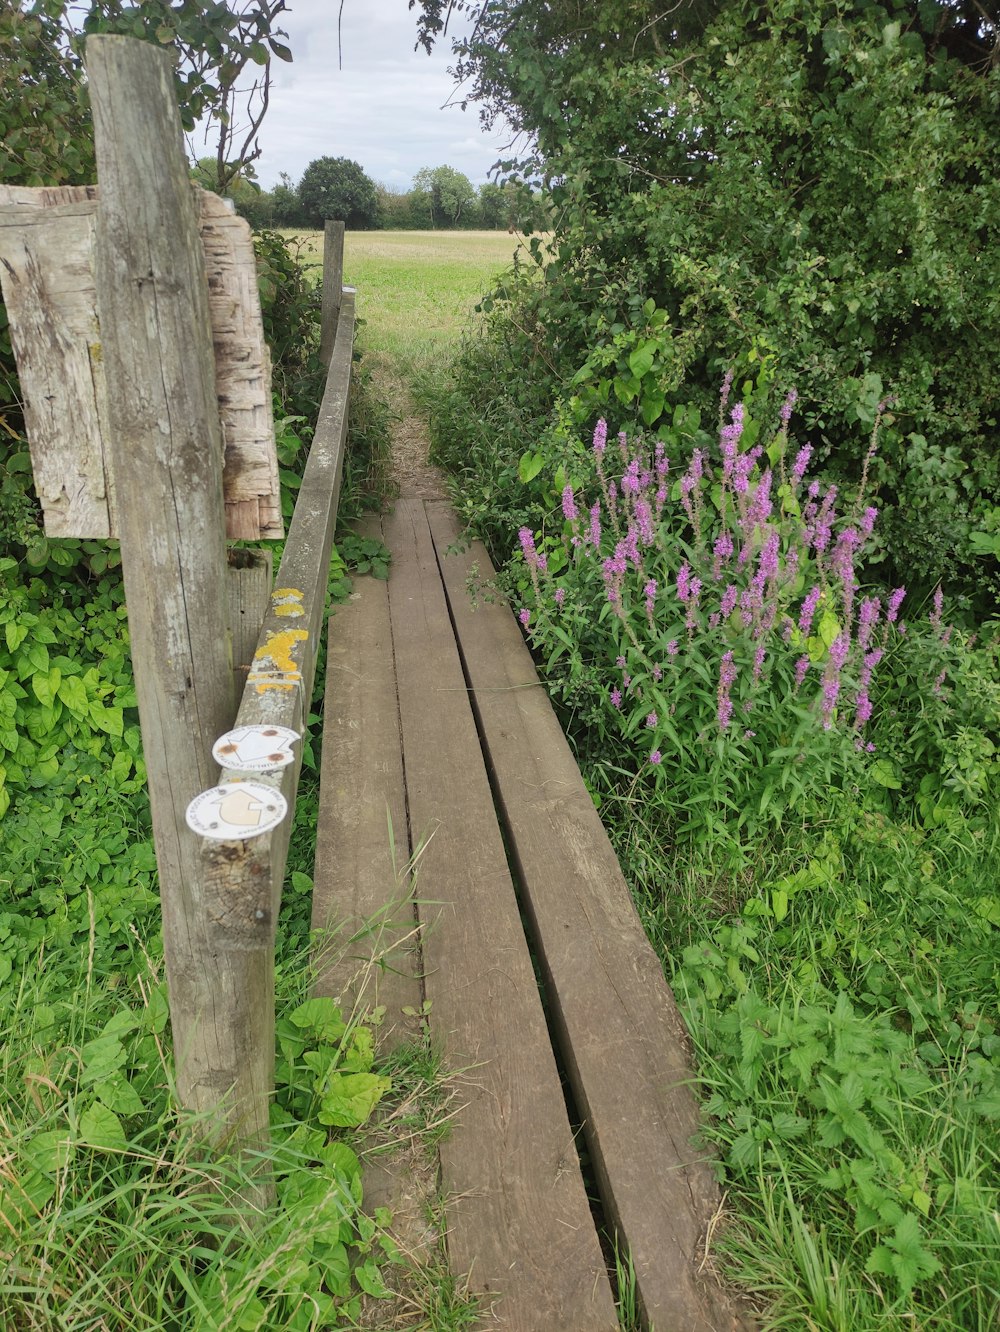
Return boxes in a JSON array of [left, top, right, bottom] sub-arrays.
[[320, 219, 345, 364], [85, 37, 247, 1145]]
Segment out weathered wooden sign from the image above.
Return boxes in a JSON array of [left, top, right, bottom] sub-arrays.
[[0, 183, 283, 540]]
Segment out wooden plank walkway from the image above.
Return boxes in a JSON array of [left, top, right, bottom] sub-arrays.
[[312, 498, 748, 1331]]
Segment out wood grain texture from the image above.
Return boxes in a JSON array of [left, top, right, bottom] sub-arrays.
[[311, 516, 423, 1045], [382, 500, 617, 1331], [427, 503, 750, 1332], [85, 34, 241, 1137], [0, 184, 280, 539], [227, 548, 273, 686]]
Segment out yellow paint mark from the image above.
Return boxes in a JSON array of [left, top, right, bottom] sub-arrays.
[[249, 628, 308, 693], [272, 586, 306, 619]]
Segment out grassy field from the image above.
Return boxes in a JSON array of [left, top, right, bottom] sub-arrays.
[[284, 229, 527, 371]]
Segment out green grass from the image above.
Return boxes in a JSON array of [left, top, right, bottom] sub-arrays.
[[282, 229, 526, 374]]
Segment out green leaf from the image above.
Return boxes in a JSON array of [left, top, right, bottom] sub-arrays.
[[318, 1072, 390, 1128], [96, 1076, 146, 1117], [79, 1102, 126, 1151], [289, 997, 347, 1044], [57, 673, 89, 714], [31, 667, 61, 707], [518, 451, 544, 483], [24, 1128, 75, 1175], [869, 759, 902, 789], [354, 1258, 391, 1299], [628, 340, 656, 378]]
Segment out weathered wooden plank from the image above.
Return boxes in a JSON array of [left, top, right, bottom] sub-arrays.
[[0, 184, 281, 539], [227, 547, 273, 687], [311, 516, 422, 1046], [191, 288, 355, 1161], [382, 499, 617, 1331], [0, 197, 113, 535], [427, 502, 748, 1332], [85, 36, 239, 1138], [320, 220, 345, 366]]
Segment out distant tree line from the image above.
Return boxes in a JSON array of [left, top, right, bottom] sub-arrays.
[[198, 155, 549, 232]]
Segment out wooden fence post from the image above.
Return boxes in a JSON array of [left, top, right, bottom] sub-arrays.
[[320, 220, 345, 364], [85, 36, 256, 1149]]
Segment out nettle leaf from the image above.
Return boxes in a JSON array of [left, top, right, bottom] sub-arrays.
[[866, 1212, 940, 1296]]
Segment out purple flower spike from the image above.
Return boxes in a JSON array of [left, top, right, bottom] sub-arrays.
[[794, 655, 810, 689], [645, 711, 658, 728], [610, 686, 623, 709], [780, 388, 798, 429], [554, 587, 565, 607], [562, 484, 578, 522], [649, 749, 663, 765], [790, 444, 812, 487], [886, 587, 906, 623], [589, 503, 602, 549], [518, 608, 531, 629], [593, 419, 608, 456]]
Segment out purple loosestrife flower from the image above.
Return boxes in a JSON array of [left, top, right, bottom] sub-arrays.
[[712, 532, 734, 579], [932, 669, 947, 696], [790, 444, 812, 487], [830, 528, 860, 585], [652, 664, 663, 681], [720, 583, 739, 619], [812, 485, 838, 554], [554, 587, 565, 607], [886, 587, 906, 623], [644, 578, 657, 608], [677, 563, 692, 603], [821, 675, 840, 729], [562, 484, 578, 522], [589, 503, 602, 549], [859, 506, 878, 539], [794, 655, 810, 689], [930, 586, 944, 631], [753, 645, 767, 682], [666, 640, 679, 656], [635, 499, 655, 547], [720, 369, 735, 413], [617, 430, 629, 461], [732, 445, 761, 498], [854, 690, 873, 729], [610, 686, 622, 709], [857, 597, 881, 651], [645, 711, 658, 728], [616, 656, 627, 669], [720, 403, 744, 480], [747, 469, 774, 531], [798, 586, 822, 638], [717, 651, 737, 729], [518, 608, 531, 629], [830, 632, 851, 673], [655, 442, 669, 477], [622, 458, 641, 497], [593, 419, 608, 457], [518, 527, 537, 565], [780, 388, 798, 430], [649, 750, 663, 765], [759, 529, 780, 583]]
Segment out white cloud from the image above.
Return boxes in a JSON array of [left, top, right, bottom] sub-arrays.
[[227, 0, 508, 191]]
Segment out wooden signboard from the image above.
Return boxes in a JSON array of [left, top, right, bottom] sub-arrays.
[[0, 183, 282, 541]]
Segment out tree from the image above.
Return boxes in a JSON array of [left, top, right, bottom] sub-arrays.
[[298, 156, 379, 229], [412, 164, 477, 227], [410, 0, 1000, 602]]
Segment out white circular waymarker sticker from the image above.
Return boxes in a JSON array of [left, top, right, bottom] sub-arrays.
[[186, 781, 288, 841], [212, 725, 299, 772]]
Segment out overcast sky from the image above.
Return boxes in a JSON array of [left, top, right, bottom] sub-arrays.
[[205, 0, 511, 192]]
